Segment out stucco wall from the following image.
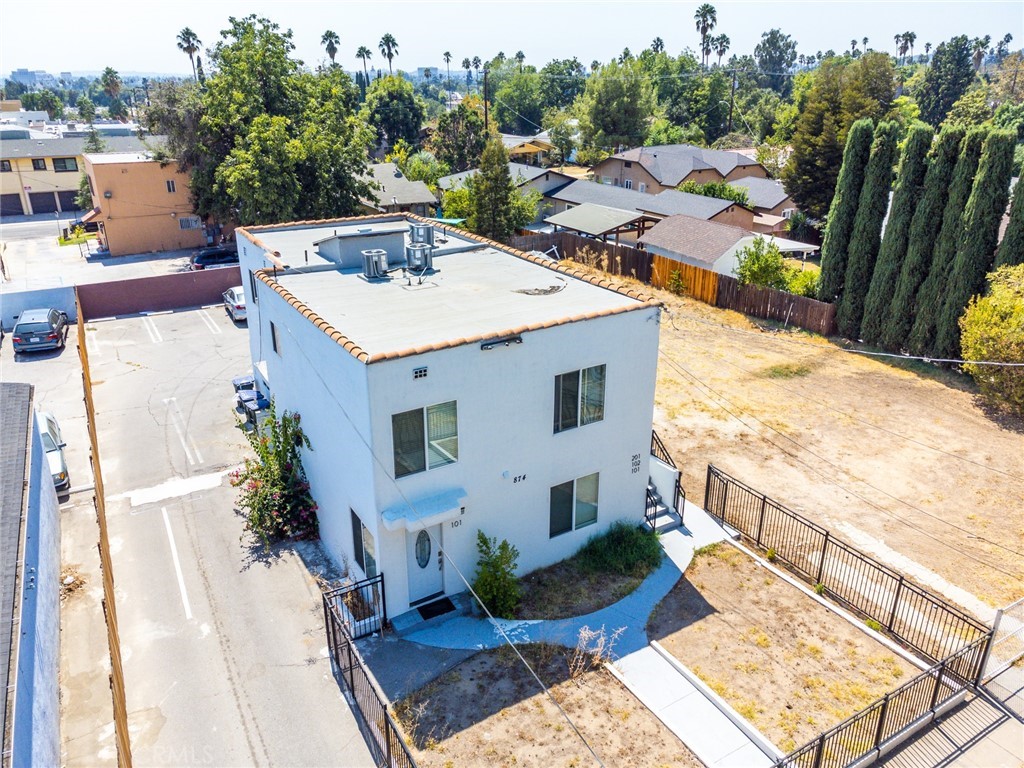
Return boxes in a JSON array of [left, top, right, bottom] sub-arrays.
[[0, 155, 82, 215], [709, 205, 755, 229], [1, 286, 76, 331], [10, 419, 61, 767]]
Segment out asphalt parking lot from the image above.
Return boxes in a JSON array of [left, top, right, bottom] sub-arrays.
[[3, 305, 373, 767]]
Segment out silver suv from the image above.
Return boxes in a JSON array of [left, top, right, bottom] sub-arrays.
[[12, 308, 69, 353]]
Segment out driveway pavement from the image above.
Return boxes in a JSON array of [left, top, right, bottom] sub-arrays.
[[2, 308, 374, 767]]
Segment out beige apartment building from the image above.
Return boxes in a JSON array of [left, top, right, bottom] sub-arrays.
[[82, 152, 206, 256]]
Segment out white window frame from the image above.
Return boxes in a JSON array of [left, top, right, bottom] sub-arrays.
[[549, 472, 600, 537], [554, 364, 606, 434], [624, 179, 633, 190]]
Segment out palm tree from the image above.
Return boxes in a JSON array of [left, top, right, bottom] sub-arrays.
[[713, 34, 730, 66], [356, 46, 373, 84], [897, 34, 909, 64], [651, 37, 665, 54], [924, 42, 932, 61], [379, 33, 398, 74], [905, 31, 917, 61], [472, 55, 482, 80], [862, 37, 869, 51], [694, 4, 717, 67], [514, 50, 525, 73], [894, 33, 902, 60], [972, 35, 991, 70], [591, 60, 600, 73], [321, 30, 339, 66], [176, 28, 201, 80], [850, 39, 858, 56], [100, 67, 122, 101]]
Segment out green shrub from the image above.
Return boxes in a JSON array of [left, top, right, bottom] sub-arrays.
[[865, 618, 883, 632], [472, 530, 521, 619], [576, 521, 662, 576], [766, 547, 778, 562], [230, 401, 319, 547], [960, 265, 1024, 415], [735, 236, 789, 290], [814, 582, 826, 595], [667, 269, 687, 296], [786, 268, 820, 298]]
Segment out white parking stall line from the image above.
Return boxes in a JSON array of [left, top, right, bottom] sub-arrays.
[[163, 396, 205, 465], [142, 316, 164, 343], [197, 309, 222, 335], [162, 506, 194, 621]]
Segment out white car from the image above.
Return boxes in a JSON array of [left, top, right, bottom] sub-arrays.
[[36, 412, 70, 492], [223, 286, 247, 322]]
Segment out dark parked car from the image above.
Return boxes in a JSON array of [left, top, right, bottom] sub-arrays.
[[189, 247, 239, 271], [11, 308, 69, 353]]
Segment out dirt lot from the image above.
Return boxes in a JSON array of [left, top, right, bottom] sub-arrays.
[[395, 644, 701, 768], [648, 544, 919, 752], [650, 287, 1024, 611]]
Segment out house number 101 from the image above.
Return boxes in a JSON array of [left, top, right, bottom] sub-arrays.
[[631, 453, 641, 473], [450, 519, 462, 529]]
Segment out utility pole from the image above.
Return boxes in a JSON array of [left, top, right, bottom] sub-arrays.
[[727, 70, 737, 134], [483, 67, 489, 134]]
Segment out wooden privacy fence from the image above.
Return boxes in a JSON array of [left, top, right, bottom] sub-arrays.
[[76, 290, 133, 767], [509, 231, 837, 336]]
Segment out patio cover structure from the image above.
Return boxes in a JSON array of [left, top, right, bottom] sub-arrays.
[[545, 202, 659, 244]]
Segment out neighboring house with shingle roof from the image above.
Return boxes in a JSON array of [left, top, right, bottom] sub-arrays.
[[591, 144, 768, 195], [235, 213, 667, 620], [639, 215, 815, 276], [361, 163, 437, 217], [545, 180, 755, 229], [0, 134, 162, 216], [438, 162, 573, 195], [728, 176, 794, 216]]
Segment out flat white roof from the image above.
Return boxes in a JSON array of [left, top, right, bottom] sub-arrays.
[[253, 220, 411, 268], [270, 240, 648, 359]]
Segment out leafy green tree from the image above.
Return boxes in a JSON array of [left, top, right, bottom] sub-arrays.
[[403, 151, 450, 189], [908, 127, 989, 354], [835, 121, 900, 338], [995, 177, 1023, 268], [677, 180, 750, 206], [177, 28, 202, 80], [83, 128, 106, 153], [21, 89, 64, 119], [542, 108, 576, 166], [734, 236, 789, 289], [428, 102, 487, 172], [577, 59, 652, 152], [942, 85, 993, 129], [74, 173, 93, 211], [471, 139, 518, 241], [378, 33, 398, 74], [539, 58, 586, 110], [917, 36, 975, 127], [646, 117, 703, 146], [934, 130, 1017, 359], [882, 126, 965, 350], [960, 265, 1024, 415], [321, 30, 339, 65], [362, 75, 425, 150], [817, 119, 875, 301], [493, 72, 543, 134], [860, 123, 934, 344], [755, 28, 798, 95], [76, 94, 96, 123]]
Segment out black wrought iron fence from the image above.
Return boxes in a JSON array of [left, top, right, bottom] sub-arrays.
[[704, 465, 989, 665], [779, 634, 990, 768], [324, 574, 388, 640], [323, 579, 417, 768]]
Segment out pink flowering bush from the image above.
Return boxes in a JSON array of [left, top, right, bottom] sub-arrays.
[[231, 401, 319, 546]]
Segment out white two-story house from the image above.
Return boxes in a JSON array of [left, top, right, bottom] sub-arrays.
[[235, 215, 662, 616]]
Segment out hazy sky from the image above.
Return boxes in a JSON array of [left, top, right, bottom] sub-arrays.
[[1, 0, 1020, 76]]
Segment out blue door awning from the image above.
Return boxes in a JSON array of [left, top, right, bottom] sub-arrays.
[[381, 487, 467, 532]]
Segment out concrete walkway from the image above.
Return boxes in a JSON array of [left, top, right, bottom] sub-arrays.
[[404, 503, 783, 768]]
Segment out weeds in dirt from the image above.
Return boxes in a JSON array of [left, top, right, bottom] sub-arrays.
[[568, 625, 625, 683], [761, 363, 813, 379]]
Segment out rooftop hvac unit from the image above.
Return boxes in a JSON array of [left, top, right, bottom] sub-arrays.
[[405, 242, 433, 271], [361, 248, 389, 279], [409, 222, 435, 246]]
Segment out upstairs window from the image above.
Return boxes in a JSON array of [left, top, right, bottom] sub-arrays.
[[166, 179, 176, 193], [53, 157, 77, 172], [0, 160, 10, 172], [554, 365, 606, 433], [32, 159, 46, 171], [392, 401, 458, 478]]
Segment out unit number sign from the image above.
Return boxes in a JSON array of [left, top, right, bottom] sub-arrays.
[[631, 453, 641, 474]]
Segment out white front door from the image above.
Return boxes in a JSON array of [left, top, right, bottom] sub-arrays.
[[407, 524, 444, 605]]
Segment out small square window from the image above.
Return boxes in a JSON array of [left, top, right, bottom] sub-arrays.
[[32, 159, 47, 171], [1, 160, 13, 172], [624, 161, 633, 168], [166, 179, 176, 193]]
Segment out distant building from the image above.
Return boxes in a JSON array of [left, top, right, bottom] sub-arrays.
[[438, 162, 574, 222], [235, 215, 665, 617], [591, 144, 768, 194], [8, 69, 57, 89], [82, 151, 207, 255]]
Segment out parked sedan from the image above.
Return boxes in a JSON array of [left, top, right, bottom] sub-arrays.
[[189, 246, 239, 271], [223, 286, 247, 322], [11, 308, 69, 353], [36, 411, 70, 491]]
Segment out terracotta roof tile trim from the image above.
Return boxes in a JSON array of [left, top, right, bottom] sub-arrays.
[[240, 214, 661, 365]]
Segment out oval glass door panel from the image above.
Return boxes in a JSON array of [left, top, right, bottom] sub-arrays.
[[415, 530, 431, 569]]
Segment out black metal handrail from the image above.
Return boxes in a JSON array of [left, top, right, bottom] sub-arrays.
[[323, 573, 388, 640], [651, 430, 676, 468], [674, 477, 686, 525], [645, 488, 659, 528]]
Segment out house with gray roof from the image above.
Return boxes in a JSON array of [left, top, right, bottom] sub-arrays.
[[360, 163, 437, 217], [590, 144, 768, 195]]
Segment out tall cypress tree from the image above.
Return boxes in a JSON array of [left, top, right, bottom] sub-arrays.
[[908, 127, 989, 356], [860, 123, 934, 344], [471, 139, 517, 242], [995, 176, 1023, 268], [881, 126, 965, 351], [817, 119, 875, 303], [933, 130, 1017, 360], [835, 121, 900, 339]]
